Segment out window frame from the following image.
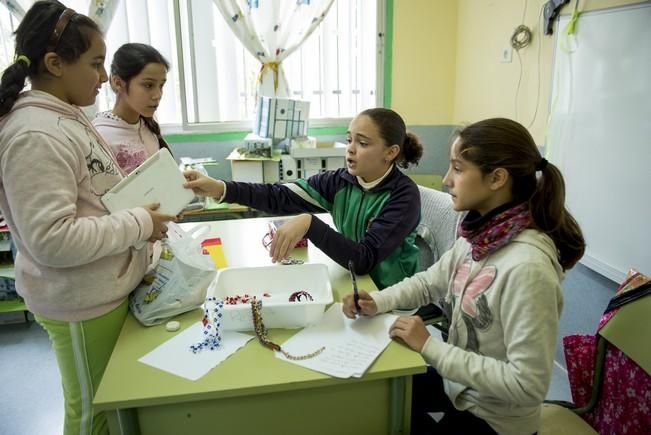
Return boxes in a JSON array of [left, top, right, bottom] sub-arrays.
[[165, 0, 388, 135], [0, 0, 390, 135]]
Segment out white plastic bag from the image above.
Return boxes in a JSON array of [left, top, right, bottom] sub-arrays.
[[129, 222, 217, 326]]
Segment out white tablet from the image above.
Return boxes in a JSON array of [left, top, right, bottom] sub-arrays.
[[101, 148, 194, 216]]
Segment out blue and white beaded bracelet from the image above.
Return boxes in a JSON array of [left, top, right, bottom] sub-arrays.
[[190, 297, 224, 353]]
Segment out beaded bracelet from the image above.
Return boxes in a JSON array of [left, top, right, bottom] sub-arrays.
[[225, 292, 271, 305], [288, 290, 313, 302], [262, 229, 304, 265], [250, 299, 324, 360], [190, 297, 224, 353]]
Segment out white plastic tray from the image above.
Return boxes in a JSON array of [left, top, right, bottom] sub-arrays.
[[208, 263, 333, 331]]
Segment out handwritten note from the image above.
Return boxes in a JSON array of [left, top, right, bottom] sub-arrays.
[[276, 303, 397, 378]]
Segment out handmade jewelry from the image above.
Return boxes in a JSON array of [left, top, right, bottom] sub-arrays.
[[190, 297, 224, 353], [288, 290, 313, 302], [280, 257, 304, 265], [224, 292, 271, 305], [250, 299, 324, 360], [262, 229, 305, 265]]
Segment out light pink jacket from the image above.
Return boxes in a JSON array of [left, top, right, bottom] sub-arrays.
[[0, 91, 153, 321], [92, 111, 160, 174]]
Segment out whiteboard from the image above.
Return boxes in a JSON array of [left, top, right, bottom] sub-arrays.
[[547, 3, 651, 283]]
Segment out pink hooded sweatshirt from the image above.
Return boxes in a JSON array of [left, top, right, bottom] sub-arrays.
[[92, 110, 161, 174], [0, 90, 153, 321]]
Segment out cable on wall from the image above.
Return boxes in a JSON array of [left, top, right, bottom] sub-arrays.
[[525, 3, 546, 130], [512, 0, 533, 50], [511, 0, 546, 130], [512, 23, 532, 123], [511, 25, 533, 50]]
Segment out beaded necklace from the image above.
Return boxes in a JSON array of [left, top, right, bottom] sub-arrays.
[[250, 299, 324, 360]]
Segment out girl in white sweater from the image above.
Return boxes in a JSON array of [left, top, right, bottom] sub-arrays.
[[93, 43, 170, 174], [0, 2, 175, 433], [343, 118, 585, 435]]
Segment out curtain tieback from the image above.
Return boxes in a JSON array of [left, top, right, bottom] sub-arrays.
[[258, 61, 281, 93]]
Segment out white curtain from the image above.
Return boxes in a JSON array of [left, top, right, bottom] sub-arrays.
[[86, 0, 120, 33], [214, 0, 334, 97], [0, 1, 24, 19], [2, 0, 120, 32]]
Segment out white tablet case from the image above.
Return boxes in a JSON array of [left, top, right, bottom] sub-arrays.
[[101, 148, 194, 215]]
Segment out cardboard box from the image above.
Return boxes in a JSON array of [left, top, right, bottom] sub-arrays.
[[208, 263, 333, 331]]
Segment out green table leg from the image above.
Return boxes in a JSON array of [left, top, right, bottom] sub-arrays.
[[106, 409, 140, 435], [390, 376, 413, 434]]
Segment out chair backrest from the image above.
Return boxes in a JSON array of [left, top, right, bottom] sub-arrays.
[[598, 279, 651, 375], [560, 269, 651, 435], [415, 185, 461, 271]]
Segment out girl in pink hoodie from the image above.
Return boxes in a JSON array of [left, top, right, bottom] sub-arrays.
[[0, 2, 175, 433], [93, 43, 171, 174]]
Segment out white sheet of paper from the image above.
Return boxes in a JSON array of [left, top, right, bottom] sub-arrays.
[[139, 322, 253, 381], [276, 303, 397, 378]]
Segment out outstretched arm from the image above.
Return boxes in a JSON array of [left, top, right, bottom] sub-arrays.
[[306, 180, 420, 276]]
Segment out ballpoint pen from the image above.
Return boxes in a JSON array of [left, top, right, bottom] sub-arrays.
[[348, 260, 361, 314]]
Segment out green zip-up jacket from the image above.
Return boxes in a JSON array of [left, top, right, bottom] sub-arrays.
[[223, 166, 420, 289]]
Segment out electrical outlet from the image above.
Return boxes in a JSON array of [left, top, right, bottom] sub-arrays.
[[500, 46, 513, 63]]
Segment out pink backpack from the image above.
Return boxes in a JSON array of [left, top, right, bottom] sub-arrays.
[[563, 270, 651, 434]]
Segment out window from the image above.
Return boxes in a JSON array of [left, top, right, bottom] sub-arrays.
[[0, 0, 384, 130], [0, 0, 96, 81], [101, 0, 383, 131], [100, 0, 181, 126], [0, 6, 17, 71]]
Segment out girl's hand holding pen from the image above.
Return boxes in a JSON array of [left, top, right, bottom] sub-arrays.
[[342, 290, 377, 319], [389, 316, 430, 352], [183, 170, 224, 198]]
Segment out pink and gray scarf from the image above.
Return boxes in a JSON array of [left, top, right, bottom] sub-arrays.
[[458, 202, 530, 261]]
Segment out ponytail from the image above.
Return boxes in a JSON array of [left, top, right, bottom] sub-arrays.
[[0, 1, 101, 117], [397, 131, 423, 169], [0, 60, 31, 116], [456, 118, 585, 270], [529, 162, 585, 270], [141, 116, 171, 154]]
